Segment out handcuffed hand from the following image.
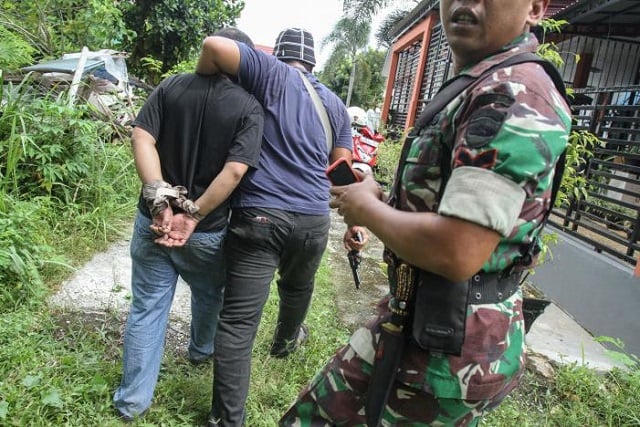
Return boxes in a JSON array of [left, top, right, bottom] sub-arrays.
[[142, 180, 203, 242], [154, 213, 199, 247], [142, 180, 186, 216], [150, 208, 173, 235]]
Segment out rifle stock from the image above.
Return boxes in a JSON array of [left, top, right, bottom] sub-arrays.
[[365, 263, 416, 426], [365, 320, 406, 426]]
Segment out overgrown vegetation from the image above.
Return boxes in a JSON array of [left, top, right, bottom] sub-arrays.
[[0, 72, 138, 311], [0, 3, 638, 426], [119, 0, 243, 83], [0, 0, 243, 84]]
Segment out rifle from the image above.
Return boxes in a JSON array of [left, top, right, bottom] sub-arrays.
[[347, 232, 362, 289]]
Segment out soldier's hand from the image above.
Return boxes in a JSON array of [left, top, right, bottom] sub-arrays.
[[330, 174, 382, 227]]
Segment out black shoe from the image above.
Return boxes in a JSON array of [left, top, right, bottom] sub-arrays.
[[188, 353, 214, 366], [270, 324, 309, 358], [115, 408, 147, 423]]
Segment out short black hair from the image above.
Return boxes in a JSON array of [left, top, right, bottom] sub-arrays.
[[213, 27, 254, 48]]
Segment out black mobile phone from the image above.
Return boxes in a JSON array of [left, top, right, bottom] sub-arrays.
[[326, 158, 359, 186]]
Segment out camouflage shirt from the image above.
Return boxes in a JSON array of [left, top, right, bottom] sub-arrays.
[[350, 33, 571, 401]]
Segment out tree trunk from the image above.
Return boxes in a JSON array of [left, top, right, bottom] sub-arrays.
[[346, 54, 357, 107]]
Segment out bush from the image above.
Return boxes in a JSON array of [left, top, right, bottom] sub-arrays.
[[0, 197, 57, 310], [373, 132, 403, 189], [0, 75, 117, 204], [0, 73, 138, 311]]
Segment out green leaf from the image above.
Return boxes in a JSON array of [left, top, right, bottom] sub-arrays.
[[41, 389, 63, 409], [0, 400, 8, 419], [21, 374, 41, 388]]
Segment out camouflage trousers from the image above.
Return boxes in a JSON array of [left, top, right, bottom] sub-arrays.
[[279, 345, 498, 426]]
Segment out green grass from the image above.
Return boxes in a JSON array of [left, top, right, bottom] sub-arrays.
[[484, 363, 640, 426], [0, 256, 350, 426], [3, 53, 637, 427], [1, 247, 638, 426]]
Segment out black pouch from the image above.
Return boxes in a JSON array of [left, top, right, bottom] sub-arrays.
[[411, 270, 471, 356], [522, 297, 551, 334]]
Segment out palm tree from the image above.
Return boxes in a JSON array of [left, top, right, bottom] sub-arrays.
[[323, 16, 371, 107], [343, 0, 419, 48], [342, 0, 391, 19], [375, 7, 412, 48]]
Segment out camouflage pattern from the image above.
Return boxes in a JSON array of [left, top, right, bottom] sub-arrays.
[[280, 33, 571, 426], [402, 33, 571, 272]]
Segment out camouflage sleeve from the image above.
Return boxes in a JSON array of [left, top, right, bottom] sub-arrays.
[[438, 65, 571, 236]]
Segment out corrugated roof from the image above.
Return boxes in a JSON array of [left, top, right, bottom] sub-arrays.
[[23, 58, 105, 74], [552, 0, 640, 27], [551, 0, 640, 39], [545, 0, 582, 17]]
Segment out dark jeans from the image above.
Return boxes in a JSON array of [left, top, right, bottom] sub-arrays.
[[210, 207, 331, 426]]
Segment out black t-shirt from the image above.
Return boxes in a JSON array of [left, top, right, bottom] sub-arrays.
[[134, 73, 264, 231]]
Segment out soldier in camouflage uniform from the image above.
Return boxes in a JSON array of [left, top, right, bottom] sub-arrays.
[[280, 0, 571, 425]]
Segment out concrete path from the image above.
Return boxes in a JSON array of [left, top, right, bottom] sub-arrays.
[[528, 229, 639, 361], [49, 235, 193, 324]]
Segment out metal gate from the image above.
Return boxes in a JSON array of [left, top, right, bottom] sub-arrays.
[[550, 86, 640, 265], [388, 41, 422, 129], [416, 23, 452, 118]]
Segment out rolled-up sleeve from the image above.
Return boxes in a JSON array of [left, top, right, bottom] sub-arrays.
[[438, 166, 525, 236]]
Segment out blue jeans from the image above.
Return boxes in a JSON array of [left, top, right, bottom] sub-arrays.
[[210, 207, 330, 426], [114, 212, 226, 418]]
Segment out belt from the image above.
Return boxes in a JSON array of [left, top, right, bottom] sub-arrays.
[[468, 272, 521, 304], [384, 248, 521, 306]]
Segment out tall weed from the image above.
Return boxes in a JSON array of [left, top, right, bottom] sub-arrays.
[[0, 73, 138, 310], [0, 74, 111, 203], [373, 133, 403, 190], [0, 196, 58, 310]]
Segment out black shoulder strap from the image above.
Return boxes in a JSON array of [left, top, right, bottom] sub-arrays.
[[389, 73, 475, 204], [412, 52, 569, 136]]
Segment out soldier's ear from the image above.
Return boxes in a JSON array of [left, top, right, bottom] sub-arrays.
[[527, 0, 549, 27]]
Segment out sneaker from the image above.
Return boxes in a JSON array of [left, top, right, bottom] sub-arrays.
[[269, 324, 309, 358]]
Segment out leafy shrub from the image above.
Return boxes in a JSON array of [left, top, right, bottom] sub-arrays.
[[0, 26, 35, 71], [0, 197, 58, 310], [373, 132, 403, 189], [0, 74, 114, 204], [0, 73, 138, 310]]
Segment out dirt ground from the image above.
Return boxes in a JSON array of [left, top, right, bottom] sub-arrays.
[[325, 211, 389, 331]]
